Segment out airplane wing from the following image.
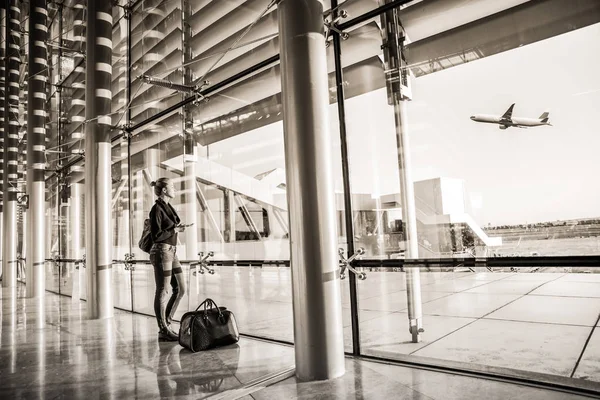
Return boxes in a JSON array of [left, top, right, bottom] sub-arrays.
[[501, 103, 515, 120]]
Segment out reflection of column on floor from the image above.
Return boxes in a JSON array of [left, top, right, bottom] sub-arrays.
[[379, 1, 423, 342], [278, 0, 345, 380], [70, 183, 83, 301]]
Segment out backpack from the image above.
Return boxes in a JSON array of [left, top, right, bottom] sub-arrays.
[[139, 218, 153, 253]]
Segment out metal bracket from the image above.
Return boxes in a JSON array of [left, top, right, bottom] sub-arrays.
[[324, 9, 349, 48], [191, 251, 214, 275], [123, 6, 132, 20], [124, 253, 135, 271], [409, 319, 425, 342], [52, 254, 61, 271], [117, 123, 133, 140], [192, 80, 210, 106], [76, 254, 86, 270], [338, 248, 367, 280], [138, 74, 210, 106]]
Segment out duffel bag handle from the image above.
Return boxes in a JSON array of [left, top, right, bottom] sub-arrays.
[[196, 298, 224, 317]]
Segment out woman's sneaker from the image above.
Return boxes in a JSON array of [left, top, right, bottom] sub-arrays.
[[158, 328, 179, 342]]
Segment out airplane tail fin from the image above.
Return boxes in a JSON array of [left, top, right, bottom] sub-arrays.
[[539, 111, 549, 121]]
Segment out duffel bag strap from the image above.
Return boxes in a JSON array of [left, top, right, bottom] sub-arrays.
[[195, 298, 214, 312], [196, 298, 225, 321]]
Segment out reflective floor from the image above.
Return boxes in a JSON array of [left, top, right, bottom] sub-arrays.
[[46, 267, 600, 384], [1, 287, 596, 399]]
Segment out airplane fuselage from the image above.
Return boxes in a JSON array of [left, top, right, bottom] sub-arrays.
[[470, 114, 550, 128]]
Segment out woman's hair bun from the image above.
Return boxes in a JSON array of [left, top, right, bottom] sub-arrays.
[[150, 181, 156, 187]]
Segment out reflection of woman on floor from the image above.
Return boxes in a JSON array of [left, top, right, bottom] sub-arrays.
[[157, 345, 192, 397], [149, 177, 188, 341]]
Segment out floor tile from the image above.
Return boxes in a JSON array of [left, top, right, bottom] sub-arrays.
[[464, 280, 548, 295], [421, 279, 495, 293], [573, 329, 600, 382], [486, 295, 600, 326], [421, 293, 520, 318], [412, 319, 590, 376], [251, 359, 436, 400], [357, 290, 451, 312], [530, 281, 600, 298], [358, 312, 475, 356], [501, 273, 565, 282], [557, 273, 600, 283], [457, 272, 515, 282], [363, 361, 593, 400]]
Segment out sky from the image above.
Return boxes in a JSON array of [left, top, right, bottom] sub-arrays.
[[403, 23, 600, 226], [207, 22, 600, 227]]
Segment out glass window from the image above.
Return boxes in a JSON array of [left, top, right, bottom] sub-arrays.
[[340, 0, 600, 385]]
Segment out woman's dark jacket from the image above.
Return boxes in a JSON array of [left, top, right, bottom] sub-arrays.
[[149, 198, 181, 246]]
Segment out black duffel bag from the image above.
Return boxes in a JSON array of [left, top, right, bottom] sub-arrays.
[[179, 298, 240, 352]]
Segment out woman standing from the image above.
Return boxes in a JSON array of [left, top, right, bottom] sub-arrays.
[[149, 177, 188, 341]]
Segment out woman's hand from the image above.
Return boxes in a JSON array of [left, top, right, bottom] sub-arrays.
[[175, 224, 186, 232]]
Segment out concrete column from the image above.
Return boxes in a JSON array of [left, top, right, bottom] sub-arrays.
[[278, 0, 345, 381], [85, 2, 113, 319], [3, 1, 21, 290], [26, 0, 48, 301]]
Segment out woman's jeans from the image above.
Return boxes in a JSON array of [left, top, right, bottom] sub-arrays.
[[150, 243, 185, 331]]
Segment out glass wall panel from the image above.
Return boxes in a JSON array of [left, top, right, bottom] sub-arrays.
[[45, 177, 61, 293], [130, 115, 191, 320], [341, 1, 600, 384], [112, 141, 133, 310]]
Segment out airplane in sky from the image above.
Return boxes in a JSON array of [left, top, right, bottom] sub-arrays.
[[470, 104, 552, 129]]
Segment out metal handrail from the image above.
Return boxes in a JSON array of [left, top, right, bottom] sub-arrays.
[[45, 257, 291, 266], [43, 255, 600, 269]]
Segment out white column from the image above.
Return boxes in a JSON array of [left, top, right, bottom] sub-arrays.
[[278, 0, 345, 381]]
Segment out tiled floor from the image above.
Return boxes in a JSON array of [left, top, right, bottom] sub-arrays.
[[253, 359, 595, 400], [44, 267, 600, 386], [0, 288, 295, 399], [1, 288, 596, 400]]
